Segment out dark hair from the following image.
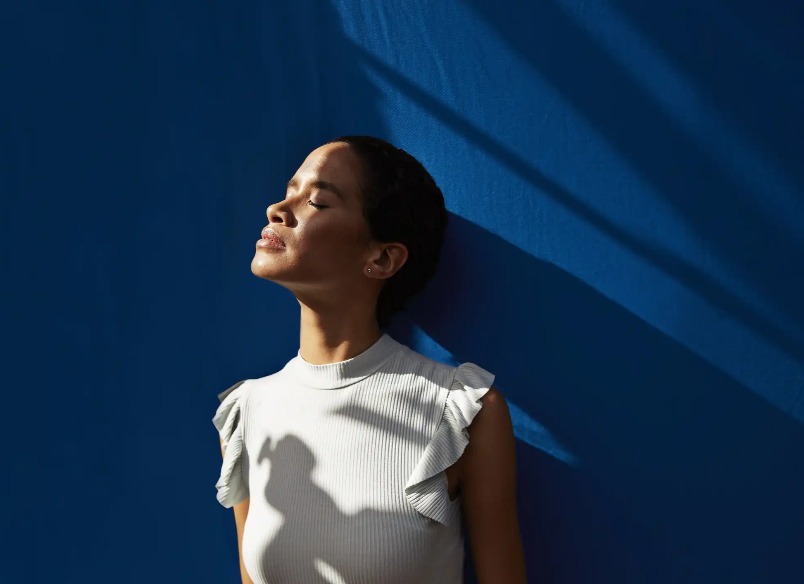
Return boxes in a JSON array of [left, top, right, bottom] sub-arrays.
[[327, 135, 448, 328]]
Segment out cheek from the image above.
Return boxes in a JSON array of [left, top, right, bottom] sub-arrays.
[[298, 219, 367, 263]]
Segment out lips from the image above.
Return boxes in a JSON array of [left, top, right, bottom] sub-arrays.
[[257, 227, 285, 249], [260, 226, 285, 247]]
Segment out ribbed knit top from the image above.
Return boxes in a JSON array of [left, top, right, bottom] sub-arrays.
[[212, 333, 495, 584]]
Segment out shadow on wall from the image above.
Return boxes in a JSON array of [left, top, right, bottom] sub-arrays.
[[231, 1, 804, 582], [395, 213, 804, 583], [459, 0, 804, 368]]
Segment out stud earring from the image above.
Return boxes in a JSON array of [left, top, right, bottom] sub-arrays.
[[367, 268, 372, 273]]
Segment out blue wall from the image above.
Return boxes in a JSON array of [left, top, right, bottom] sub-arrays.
[[3, 1, 802, 582]]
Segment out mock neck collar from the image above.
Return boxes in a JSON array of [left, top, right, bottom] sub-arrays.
[[284, 333, 402, 389]]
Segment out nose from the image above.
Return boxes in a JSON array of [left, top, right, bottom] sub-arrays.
[[266, 199, 294, 226]]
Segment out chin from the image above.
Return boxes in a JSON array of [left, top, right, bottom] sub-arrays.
[[251, 254, 283, 280], [251, 253, 304, 286]]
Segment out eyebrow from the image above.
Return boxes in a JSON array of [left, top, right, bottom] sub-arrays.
[[287, 178, 345, 201]]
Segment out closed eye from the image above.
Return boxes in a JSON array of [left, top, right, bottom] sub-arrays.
[[283, 190, 328, 209]]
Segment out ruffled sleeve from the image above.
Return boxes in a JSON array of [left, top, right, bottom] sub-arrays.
[[404, 362, 495, 525], [212, 379, 250, 508]]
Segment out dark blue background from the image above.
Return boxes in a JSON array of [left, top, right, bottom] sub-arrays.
[[3, 1, 802, 582]]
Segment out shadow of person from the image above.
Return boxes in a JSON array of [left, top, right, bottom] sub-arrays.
[[255, 434, 426, 583], [399, 212, 804, 582]]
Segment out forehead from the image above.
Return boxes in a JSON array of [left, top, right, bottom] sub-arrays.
[[293, 142, 362, 198]]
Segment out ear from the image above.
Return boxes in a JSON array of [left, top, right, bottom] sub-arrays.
[[365, 242, 408, 279]]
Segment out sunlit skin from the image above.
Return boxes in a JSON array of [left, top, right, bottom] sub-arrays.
[[250, 142, 407, 365], [226, 141, 527, 584]]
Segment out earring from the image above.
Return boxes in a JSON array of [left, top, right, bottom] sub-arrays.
[[367, 268, 372, 273]]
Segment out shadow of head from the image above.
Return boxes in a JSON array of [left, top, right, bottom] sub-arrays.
[[253, 433, 441, 582]]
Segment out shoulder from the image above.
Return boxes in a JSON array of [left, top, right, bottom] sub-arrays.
[[221, 368, 288, 400], [480, 385, 507, 408], [466, 386, 513, 440], [394, 341, 448, 368], [458, 385, 515, 483], [217, 379, 248, 403], [391, 342, 457, 385], [213, 379, 253, 432]]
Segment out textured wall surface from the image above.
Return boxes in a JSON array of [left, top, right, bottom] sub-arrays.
[[3, 1, 802, 582]]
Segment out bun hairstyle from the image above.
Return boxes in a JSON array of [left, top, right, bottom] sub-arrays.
[[327, 136, 448, 328]]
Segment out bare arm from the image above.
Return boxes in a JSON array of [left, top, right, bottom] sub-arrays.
[[221, 438, 254, 584], [460, 387, 527, 583]]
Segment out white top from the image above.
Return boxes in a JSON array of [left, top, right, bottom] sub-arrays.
[[213, 333, 495, 584]]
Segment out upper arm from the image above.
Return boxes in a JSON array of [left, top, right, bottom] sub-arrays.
[[460, 386, 527, 584], [220, 438, 253, 584]]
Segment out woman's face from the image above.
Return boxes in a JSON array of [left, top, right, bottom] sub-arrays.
[[251, 142, 374, 293]]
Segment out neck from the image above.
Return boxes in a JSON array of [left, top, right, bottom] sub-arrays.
[[297, 300, 383, 365]]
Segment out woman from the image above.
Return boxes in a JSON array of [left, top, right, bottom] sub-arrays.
[[214, 136, 527, 583]]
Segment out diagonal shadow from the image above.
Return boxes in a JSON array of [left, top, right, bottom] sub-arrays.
[[402, 213, 804, 582], [333, 394, 435, 450], [389, 319, 581, 468], [609, 0, 804, 184], [458, 0, 804, 353], [350, 42, 804, 369]]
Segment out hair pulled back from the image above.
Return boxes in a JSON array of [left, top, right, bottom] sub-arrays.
[[328, 136, 448, 328]]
